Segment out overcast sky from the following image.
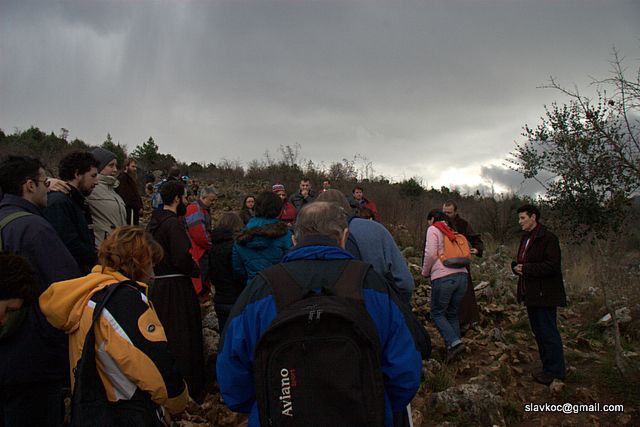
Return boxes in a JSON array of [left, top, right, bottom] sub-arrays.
[[1, 0, 638, 194]]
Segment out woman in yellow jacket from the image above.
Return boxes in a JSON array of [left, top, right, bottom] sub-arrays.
[[40, 226, 188, 426]]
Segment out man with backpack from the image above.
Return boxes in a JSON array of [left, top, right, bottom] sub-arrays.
[[216, 201, 422, 427], [0, 155, 80, 426]]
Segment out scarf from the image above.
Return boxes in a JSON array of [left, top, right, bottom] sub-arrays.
[[432, 221, 456, 241], [517, 224, 541, 263]]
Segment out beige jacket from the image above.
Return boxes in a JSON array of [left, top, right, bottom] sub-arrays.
[[87, 174, 127, 247]]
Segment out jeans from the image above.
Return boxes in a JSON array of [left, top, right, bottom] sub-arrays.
[[0, 381, 65, 427], [430, 273, 467, 349], [527, 306, 566, 378]]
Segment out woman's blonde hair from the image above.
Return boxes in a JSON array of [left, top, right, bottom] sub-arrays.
[[98, 226, 163, 281]]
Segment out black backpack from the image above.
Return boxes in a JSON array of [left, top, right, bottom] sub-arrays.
[[254, 261, 386, 427]]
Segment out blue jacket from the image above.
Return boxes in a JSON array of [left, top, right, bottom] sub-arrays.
[[217, 239, 422, 427], [43, 188, 97, 273], [0, 194, 80, 385], [232, 217, 293, 283], [347, 217, 415, 303]]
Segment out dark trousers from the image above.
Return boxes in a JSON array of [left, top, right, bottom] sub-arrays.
[[214, 302, 235, 333], [0, 381, 65, 427], [527, 306, 566, 378]]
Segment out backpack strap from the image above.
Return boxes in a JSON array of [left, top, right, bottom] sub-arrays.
[[71, 280, 138, 425], [259, 264, 304, 312], [333, 260, 369, 301], [0, 211, 32, 250], [260, 260, 370, 311]]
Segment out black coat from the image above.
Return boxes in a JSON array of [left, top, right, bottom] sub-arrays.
[[0, 194, 80, 385], [514, 224, 567, 307], [44, 188, 97, 273], [451, 215, 484, 257], [209, 227, 246, 305]]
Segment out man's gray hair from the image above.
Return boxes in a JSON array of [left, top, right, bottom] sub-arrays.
[[199, 185, 217, 198], [295, 201, 348, 243]]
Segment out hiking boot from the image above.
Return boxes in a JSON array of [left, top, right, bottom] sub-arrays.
[[532, 371, 555, 386], [446, 343, 465, 363]]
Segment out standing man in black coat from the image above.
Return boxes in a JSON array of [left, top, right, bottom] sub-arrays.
[[44, 151, 99, 273], [513, 204, 567, 385], [443, 200, 482, 327], [116, 158, 144, 225], [147, 180, 205, 402]]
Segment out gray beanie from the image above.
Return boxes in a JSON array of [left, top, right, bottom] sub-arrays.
[[91, 147, 117, 173]]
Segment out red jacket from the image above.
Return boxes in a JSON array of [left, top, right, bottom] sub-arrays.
[[277, 201, 297, 225], [185, 200, 212, 294]]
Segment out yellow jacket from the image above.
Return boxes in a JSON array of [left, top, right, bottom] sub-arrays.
[[39, 266, 188, 415]]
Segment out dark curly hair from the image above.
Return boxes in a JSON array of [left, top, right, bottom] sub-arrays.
[[255, 191, 284, 218], [0, 251, 38, 302], [58, 151, 100, 181]]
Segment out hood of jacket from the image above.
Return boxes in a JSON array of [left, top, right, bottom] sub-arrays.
[[147, 209, 176, 235], [236, 217, 290, 248], [98, 174, 120, 189], [39, 266, 146, 333]]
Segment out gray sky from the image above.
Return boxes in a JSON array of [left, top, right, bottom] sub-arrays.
[[1, 0, 638, 194]]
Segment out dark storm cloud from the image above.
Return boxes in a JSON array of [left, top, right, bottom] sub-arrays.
[[1, 0, 638, 193]]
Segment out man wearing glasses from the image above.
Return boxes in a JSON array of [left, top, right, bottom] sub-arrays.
[[0, 155, 80, 427]]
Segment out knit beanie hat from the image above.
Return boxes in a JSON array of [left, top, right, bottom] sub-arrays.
[[272, 184, 285, 193], [91, 147, 117, 173]]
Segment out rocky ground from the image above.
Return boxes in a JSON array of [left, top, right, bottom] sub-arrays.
[[141, 191, 640, 427]]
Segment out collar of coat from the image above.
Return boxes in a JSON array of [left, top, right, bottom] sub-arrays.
[[236, 220, 289, 245]]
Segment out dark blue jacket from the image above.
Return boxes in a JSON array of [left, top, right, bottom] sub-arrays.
[[44, 188, 97, 273], [217, 238, 422, 427], [0, 194, 80, 385]]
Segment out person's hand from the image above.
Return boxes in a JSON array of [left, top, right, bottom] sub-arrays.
[[470, 248, 478, 255], [47, 178, 71, 194], [301, 189, 309, 198], [514, 264, 523, 275]]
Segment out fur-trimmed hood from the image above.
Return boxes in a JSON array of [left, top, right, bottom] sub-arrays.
[[236, 218, 290, 248]]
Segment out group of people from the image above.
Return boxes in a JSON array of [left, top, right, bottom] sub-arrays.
[[0, 150, 568, 426]]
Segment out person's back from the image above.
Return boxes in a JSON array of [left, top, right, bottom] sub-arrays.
[[217, 202, 422, 427], [317, 190, 414, 304], [232, 191, 293, 283], [39, 227, 189, 425], [209, 212, 246, 332]]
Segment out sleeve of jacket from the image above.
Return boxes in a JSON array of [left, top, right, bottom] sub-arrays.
[[43, 198, 97, 268], [216, 276, 277, 413], [463, 221, 484, 257], [421, 226, 439, 277], [362, 271, 421, 412], [231, 243, 248, 279], [523, 234, 562, 278], [185, 204, 211, 251], [98, 287, 188, 415], [18, 217, 80, 293]]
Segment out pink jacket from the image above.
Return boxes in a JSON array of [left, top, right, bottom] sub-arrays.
[[421, 223, 467, 281]]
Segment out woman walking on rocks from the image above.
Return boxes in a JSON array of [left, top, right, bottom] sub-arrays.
[[422, 209, 468, 361]]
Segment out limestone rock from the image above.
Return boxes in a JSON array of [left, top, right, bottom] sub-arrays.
[[427, 381, 506, 426]]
